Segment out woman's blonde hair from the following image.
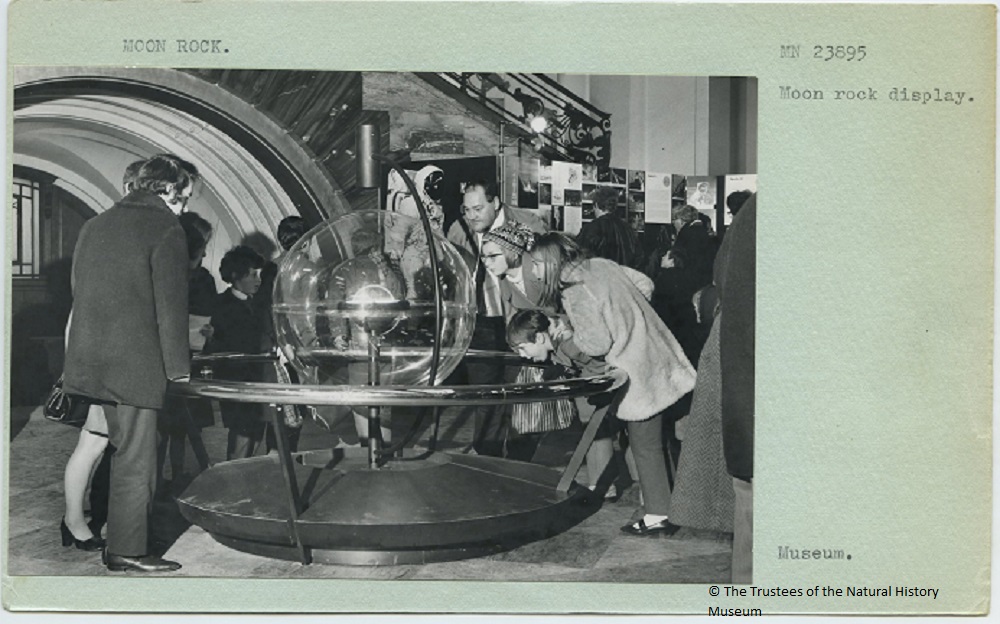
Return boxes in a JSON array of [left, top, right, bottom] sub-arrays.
[[530, 232, 586, 310]]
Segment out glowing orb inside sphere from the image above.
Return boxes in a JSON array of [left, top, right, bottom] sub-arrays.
[[273, 210, 476, 387]]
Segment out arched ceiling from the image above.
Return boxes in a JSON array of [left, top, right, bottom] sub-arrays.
[[14, 94, 299, 254]]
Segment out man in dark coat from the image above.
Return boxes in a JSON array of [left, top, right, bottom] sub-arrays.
[[446, 179, 547, 457], [713, 192, 755, 583], [64, 154, 198, 573]]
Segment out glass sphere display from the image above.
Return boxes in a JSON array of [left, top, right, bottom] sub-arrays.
[[273, 210, 476, 387]]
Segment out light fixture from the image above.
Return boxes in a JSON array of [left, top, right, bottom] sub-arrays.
[[528, 114, 548, 133]]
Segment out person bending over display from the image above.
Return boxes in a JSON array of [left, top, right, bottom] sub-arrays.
[[527, 233, 696, 536], [506, 309, 618, 498]]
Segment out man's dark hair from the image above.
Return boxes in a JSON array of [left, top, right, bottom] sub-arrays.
[[593, 186, 619, 214], [219, 245, 264, 284], [462, 178, 499, 203], [132, 153, 200, 195], [122, 159, 146, 192], [277, 216, 308, 251], [506, 308, 552, 350], [726, 190, 753, 217]]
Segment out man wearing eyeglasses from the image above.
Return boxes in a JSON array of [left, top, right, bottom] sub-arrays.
[[446, 179, 547, 457], [64, 154, 198, 572]]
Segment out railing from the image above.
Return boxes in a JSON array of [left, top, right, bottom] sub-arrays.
[[432, 72, 612, 170]]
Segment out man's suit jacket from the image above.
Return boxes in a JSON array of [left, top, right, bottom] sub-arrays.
[[64, 191, 190, 409]]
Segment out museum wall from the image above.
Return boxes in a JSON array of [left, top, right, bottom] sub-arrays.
[[561, 74, 757, 177]]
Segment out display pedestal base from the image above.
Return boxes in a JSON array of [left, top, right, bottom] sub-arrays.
[[176, 447, 594, 565]]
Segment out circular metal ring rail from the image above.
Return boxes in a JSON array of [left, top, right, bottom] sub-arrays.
[[171, 373, 618, 406], [171, 375, 617, 406], [179, 350, 620, 406], [190, 348, 529, 365]]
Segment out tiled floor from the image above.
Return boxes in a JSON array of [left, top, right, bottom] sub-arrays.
[[6, 404, 732, 582]]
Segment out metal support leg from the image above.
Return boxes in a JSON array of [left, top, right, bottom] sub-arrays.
[[367, 337, 382, 469], [267, 406, 311, 564], [557, 404, 610, 493]]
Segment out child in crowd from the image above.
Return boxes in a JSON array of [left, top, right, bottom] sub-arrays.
[[507, 309, 617, 498], [205, 245, 265, 460]]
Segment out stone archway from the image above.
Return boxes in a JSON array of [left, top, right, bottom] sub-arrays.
[[13, 67, 352, 232]]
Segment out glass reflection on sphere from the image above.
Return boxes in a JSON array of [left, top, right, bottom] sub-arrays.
[[273, 210, 476, 387]]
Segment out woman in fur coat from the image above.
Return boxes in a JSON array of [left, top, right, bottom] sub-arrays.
[[529, 233, 697, 535]]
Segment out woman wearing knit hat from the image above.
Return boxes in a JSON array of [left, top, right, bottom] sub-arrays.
[[480, 222, 575, 461], [480, 221, 545, 317]]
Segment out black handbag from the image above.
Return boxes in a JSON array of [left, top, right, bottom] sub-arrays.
[[43, 375, 91, 426]]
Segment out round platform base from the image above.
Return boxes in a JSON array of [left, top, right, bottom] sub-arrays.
[[177, 448, 594, 565]]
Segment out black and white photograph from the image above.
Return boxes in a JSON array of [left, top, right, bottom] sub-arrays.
[[722, 174, 757, 229], [538, 181, 552, 206], [685, 175, 719, 230], [8, 67, 757, 586], [6, 2, 995, 618], [627, 190, 645, 216], [628, 169, 645, 191]]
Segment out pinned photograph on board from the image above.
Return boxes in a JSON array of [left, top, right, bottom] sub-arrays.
[[552, 186, 565, 205], [672, 174, 687, 200], [628, 191, 645, 214], [722, 174, 757, 227], [551, 203, 565, 231], [628, 169, 645, 191], [538, 182, 552, 205], [686, 175, 717, 213], [517, 157, 540, 209]]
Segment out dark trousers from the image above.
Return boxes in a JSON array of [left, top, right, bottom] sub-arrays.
[[466, 316, 509, 457], [103, 403, 158, 557], [627, 413, 672, 516]]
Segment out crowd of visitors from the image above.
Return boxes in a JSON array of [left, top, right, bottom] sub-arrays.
[[56, 159, 754, 578], [444, 178, 755, 579]]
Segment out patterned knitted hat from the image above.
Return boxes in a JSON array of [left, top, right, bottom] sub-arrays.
[[483, 222, 536, 256]]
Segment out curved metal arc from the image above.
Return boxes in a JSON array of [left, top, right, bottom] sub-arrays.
[[370, 153, 444, 388], [168, 374, 617, 407], [368, 153, 449, 460]]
